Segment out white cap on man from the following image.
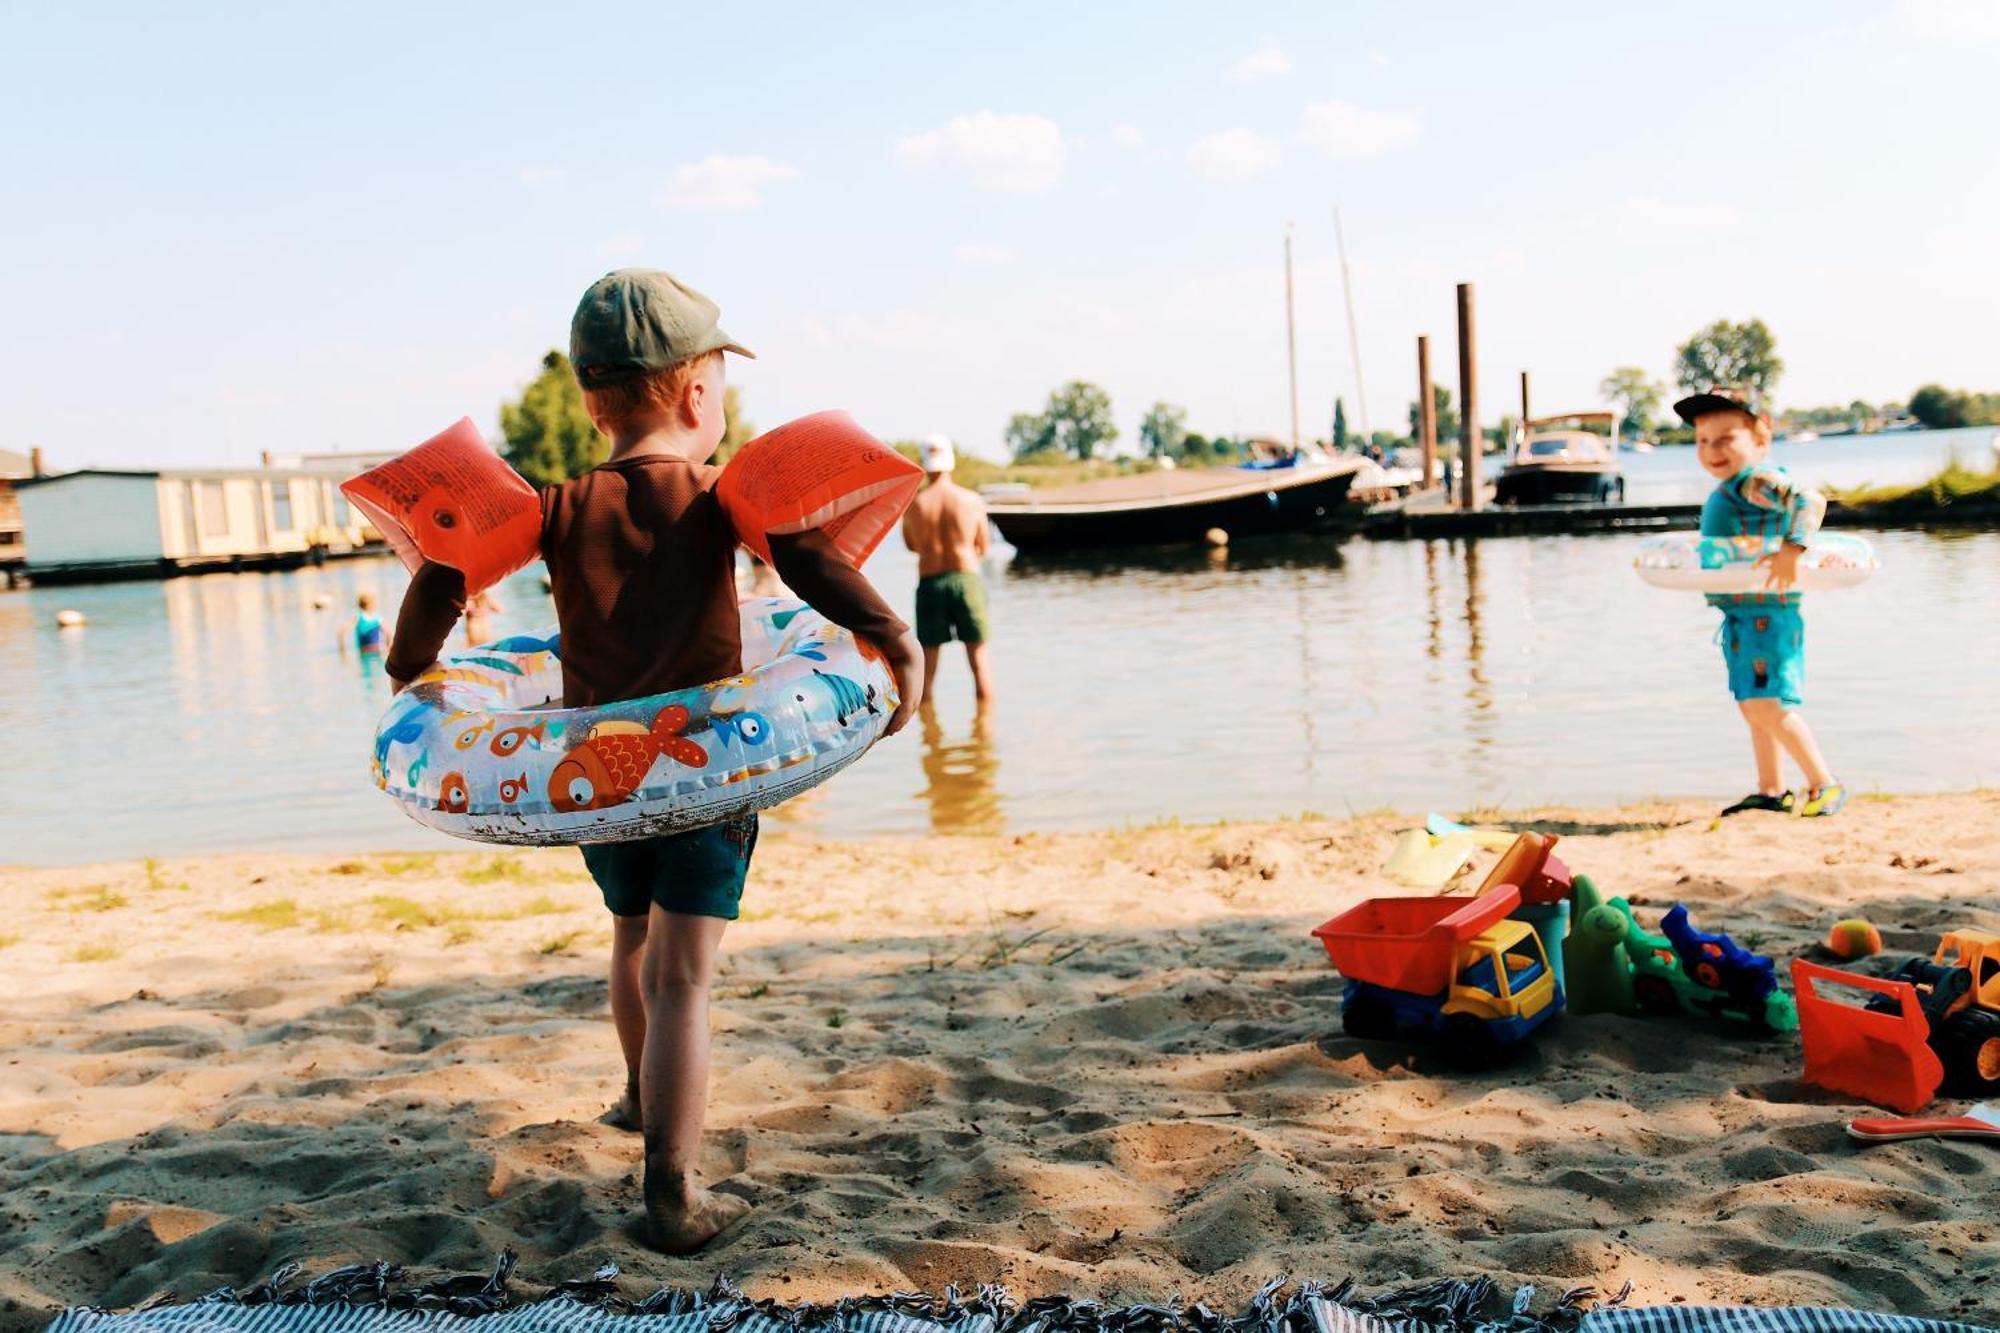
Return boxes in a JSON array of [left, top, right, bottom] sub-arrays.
[[920, 434, 956, 474]]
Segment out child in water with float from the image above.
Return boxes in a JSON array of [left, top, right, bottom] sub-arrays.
[[384, 269, 924, 1252], [1677, 385, 1843, 819]]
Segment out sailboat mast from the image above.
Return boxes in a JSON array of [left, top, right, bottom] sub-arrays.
[[1284, 224, 1300, 452], [1335, 207, 1369, 440]]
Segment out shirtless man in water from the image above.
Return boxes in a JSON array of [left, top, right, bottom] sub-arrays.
[[901, 435, 993, 703]]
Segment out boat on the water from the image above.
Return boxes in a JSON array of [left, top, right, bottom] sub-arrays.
[[1494, 411, 1625, 506], [984, 442, 1363, 551]]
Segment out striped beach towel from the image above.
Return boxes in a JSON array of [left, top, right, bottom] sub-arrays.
[[44, 1266, 1994, 1333]]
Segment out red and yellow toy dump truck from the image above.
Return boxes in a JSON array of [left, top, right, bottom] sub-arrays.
[[1312, 883, 1563, 1069], [1795, 929, 2000, 1113]]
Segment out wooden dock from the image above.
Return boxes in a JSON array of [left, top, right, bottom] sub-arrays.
[[1360, 492, 1917, 541], [1362, 497, 1700, 540]]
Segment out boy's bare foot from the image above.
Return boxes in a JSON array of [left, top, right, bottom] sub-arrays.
[[599, 1088, 642, 1132], [642, 1185, 750, 1254]]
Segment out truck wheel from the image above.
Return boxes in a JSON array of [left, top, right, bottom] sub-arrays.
[[1343, 995, 1397, 1041], [1634, 976, 1679, 1016], [1442, 1014, 1503, 1070], [1941, 1014, 2000, 1096]]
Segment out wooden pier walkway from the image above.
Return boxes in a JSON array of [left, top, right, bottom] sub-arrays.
[[1361, 499, 1700, 540]]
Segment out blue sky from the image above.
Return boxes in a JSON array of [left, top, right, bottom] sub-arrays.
[[3, 1, 1996, 467]]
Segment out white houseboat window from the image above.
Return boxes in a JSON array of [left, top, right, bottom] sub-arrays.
[[199, 480, 228, 534], [271, 480, 293, 531], [333, 487, 351, 526]]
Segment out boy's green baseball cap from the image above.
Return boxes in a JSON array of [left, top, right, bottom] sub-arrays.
[[569, 269, 754, 385]]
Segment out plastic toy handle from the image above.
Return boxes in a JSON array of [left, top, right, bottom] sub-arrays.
[[1435, 884, 1520, 937]]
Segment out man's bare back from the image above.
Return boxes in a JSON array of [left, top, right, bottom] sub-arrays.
[[903, 478, 989, 578]]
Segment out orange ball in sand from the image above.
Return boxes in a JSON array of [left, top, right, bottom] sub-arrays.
[[1827, 918, 1882, 960]]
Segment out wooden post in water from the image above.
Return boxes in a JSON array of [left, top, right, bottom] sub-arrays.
[[1519, 370, 1531, 455], [1417, 336, 1437, 490], [1284, 226, 1300, 453], [1456, 283, 1480, 510]]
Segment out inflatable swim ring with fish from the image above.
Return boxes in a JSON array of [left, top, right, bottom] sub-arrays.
[[371, 599, 895, 844]]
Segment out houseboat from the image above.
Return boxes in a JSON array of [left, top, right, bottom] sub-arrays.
[[14, 460, 383, 585]]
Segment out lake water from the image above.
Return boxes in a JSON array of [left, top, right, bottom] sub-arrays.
[[3, 427, 1995, 865]]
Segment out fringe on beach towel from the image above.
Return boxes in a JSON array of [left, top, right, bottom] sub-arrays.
[[42, 1257, 1992, 1333]]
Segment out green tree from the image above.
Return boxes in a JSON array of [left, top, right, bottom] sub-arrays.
[[1333, 397, 1349, 451], [1408, 384, 1458, 446], [1004, 411, 1056, 459], [1139, 402, 1188, 459], [1599, 366, 1663, 435], [500, 350, 604, 485], [713, 386, 754, 465], [1007, 381, 1117, 461], [1905, 384, 2000, 429], [1675, 319, 1784, 399], [1908, 384, 1961, 429]]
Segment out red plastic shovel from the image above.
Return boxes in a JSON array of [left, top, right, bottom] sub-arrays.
[[1848, 1102, 2000, 1143]]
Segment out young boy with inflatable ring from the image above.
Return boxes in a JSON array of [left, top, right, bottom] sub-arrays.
[[386, 269, 924, 1253], [1680, 384, 1844, 820]]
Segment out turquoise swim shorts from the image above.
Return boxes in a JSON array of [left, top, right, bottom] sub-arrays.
[[579, 814, 759, 919], [1717, 602, 1805, 708]]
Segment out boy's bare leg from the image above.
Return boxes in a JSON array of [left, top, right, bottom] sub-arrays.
[[640, 908, 748, 1253], [1737, 702, 1785, 795], [920, 645, 942, 705], [966, 641, 993, 701], [1762, 702, 1836, 791], [601, 914, 648, 1130]]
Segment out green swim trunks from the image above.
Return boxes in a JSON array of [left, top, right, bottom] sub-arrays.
[[915, 571, 991, 646], [580, 814, 759, 920]]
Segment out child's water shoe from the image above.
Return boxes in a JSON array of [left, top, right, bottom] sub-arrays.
[[1798, 783, 1847, 818], [1721, 791, 1795, 817]]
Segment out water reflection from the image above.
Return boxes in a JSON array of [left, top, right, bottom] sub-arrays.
[[916, 702, 1002, 834]]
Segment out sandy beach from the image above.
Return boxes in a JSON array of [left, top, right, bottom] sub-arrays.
[[2, 793, 1997, 1328]]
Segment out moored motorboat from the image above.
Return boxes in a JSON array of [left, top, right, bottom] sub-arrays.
[[984, 445, 1363, 550], [1494, 411, 1624, 505]]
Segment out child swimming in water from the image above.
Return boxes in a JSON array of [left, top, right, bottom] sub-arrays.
[[1678, 385, 1844, 819], [342, 591, 386, 660]]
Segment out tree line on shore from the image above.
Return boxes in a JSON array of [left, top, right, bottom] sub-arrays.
[[493, 331, 1997, 487]]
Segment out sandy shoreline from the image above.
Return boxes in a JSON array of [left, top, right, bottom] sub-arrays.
[[2, 794, 1998, 1328]]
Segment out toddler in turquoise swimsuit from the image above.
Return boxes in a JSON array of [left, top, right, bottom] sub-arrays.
[[1678, 386, 1844, 819]]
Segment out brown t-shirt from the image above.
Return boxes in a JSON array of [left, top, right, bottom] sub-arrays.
[[386, 454, 907, 708]]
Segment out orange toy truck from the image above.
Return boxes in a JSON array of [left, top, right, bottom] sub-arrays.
[[1794, 928, 2000, 1113]]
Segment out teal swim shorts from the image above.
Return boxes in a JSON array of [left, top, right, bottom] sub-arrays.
[[580, 814, 759, 919], [1717, 602, 1805, 708]]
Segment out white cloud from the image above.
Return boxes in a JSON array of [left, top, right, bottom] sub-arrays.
[[1230, 40, 1292, 82], [601, 233, 644, 259], [953, 242, 1015, 267], [1110, 123, 1145, 150], [659, 154, 799, 211], [895, 111, 1065, 193], [517, 165, 563, 188], [1186, 129, 1283, 185], [1368, 50, 1392, 67], [1298, 99, 1422, 159]]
